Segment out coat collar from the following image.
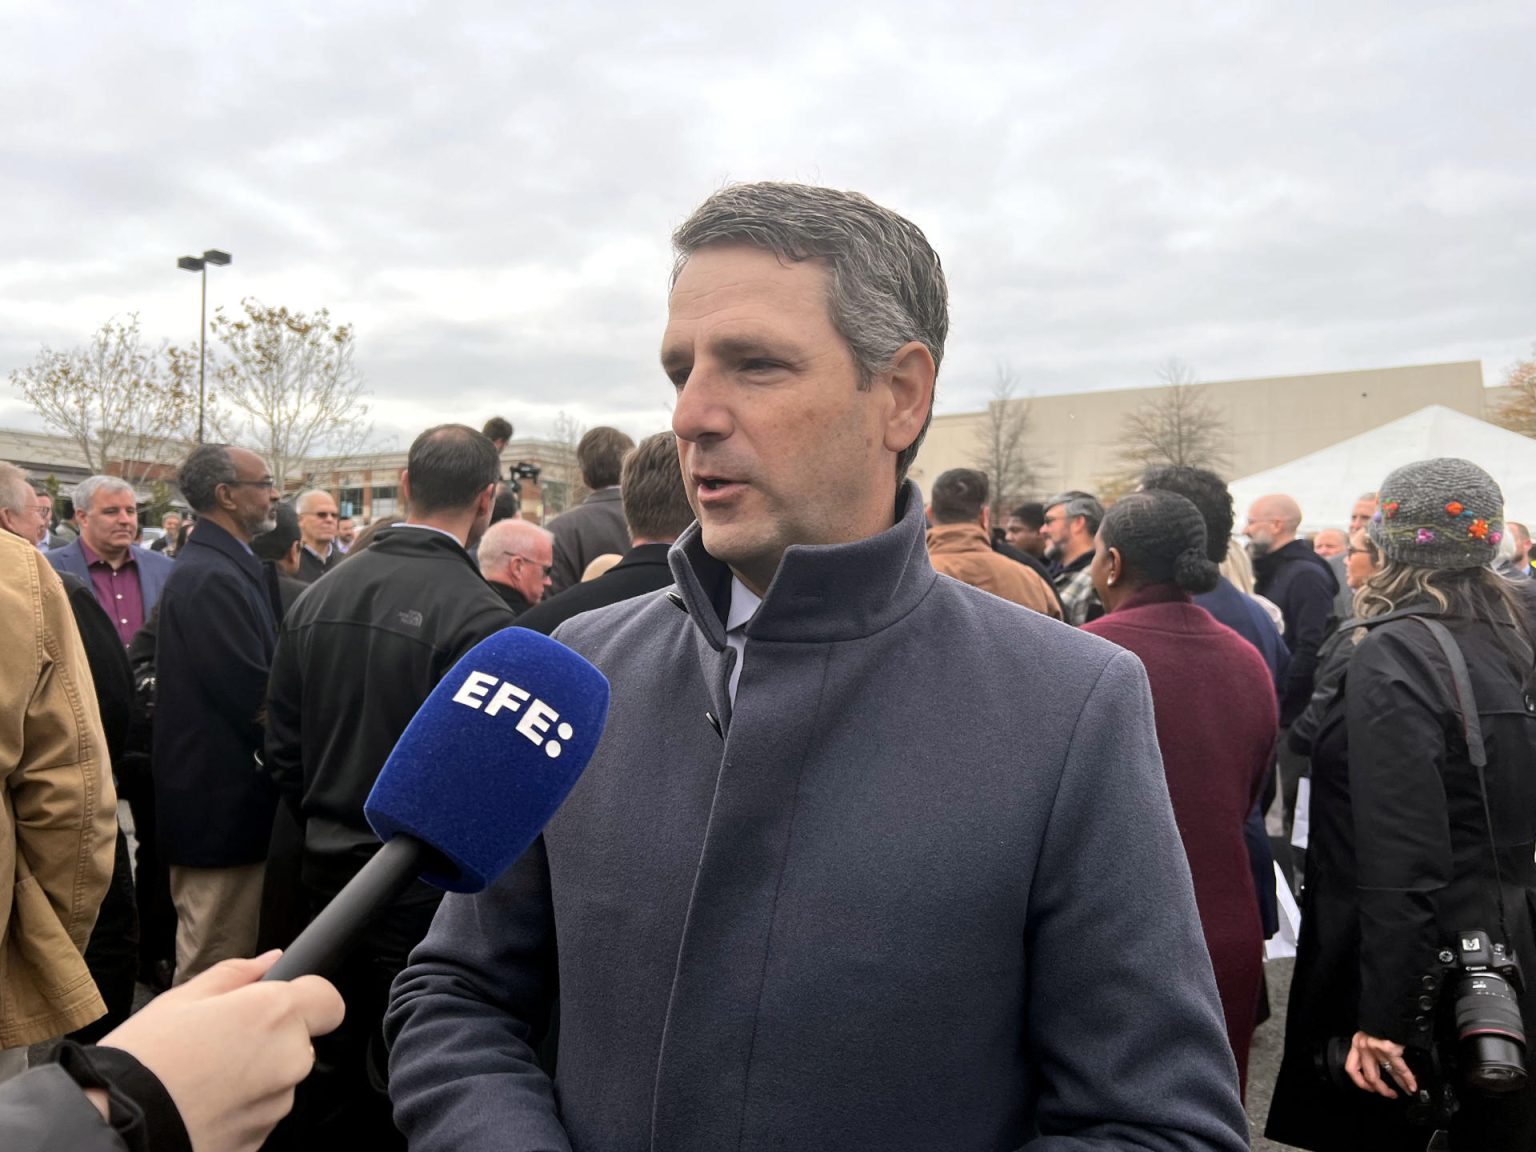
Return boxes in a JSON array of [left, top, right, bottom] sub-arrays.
[[925, 522, 991, 555], [1113, 583, 1191, 613], [185, 518, 265, 584], [667, 479, 938, 649]]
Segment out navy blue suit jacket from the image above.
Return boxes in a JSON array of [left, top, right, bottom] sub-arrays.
[[47, 539, 174, 620], [151, 519, 279, 867]]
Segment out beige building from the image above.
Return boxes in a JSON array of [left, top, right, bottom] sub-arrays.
[[911, 361, 1493, 502], [303, 437, 578, 523]]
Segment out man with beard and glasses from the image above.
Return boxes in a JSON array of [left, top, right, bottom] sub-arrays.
[[152, 444, 282, 983]]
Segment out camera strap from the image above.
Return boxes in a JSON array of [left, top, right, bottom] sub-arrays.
[[1346, 610, 1511, 947]]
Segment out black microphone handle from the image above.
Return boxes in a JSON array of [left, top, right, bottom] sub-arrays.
[[261, 835, 428, 982]]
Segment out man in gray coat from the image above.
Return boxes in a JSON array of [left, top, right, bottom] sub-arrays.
[[547, 425, 636, 595], [386, 183, 1249, 1152]]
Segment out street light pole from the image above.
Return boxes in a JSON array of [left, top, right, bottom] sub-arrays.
[[177, 249, 232, 443]]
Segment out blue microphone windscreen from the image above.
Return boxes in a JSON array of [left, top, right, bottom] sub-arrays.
[[363, 627, 609, 893]]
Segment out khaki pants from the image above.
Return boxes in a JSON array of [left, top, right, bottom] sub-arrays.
[[169, 862, 266, 985]]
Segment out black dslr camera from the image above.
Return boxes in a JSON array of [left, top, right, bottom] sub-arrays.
[[1318, 930, 1526, 1126], [509, 461, 542, 484], [1441, 930, 1526, 1094]]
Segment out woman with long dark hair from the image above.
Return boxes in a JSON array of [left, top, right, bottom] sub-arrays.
[[1268, 458, 1536, 1151], [1083, 490, 1278, 1093]]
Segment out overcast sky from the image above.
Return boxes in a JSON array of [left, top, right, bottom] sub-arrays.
[[4, 0, 1533, 451]]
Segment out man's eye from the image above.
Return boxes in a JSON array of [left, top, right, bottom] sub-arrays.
[[742, 359, 781, 373], [668, 368, 690, 388]]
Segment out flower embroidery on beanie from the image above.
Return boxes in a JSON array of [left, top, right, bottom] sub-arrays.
[[1384, 502, 1400, 519], [1469, 519, 1489, 541], [1417, 529, 1436, 545], [1445, 501, 1464, 517]]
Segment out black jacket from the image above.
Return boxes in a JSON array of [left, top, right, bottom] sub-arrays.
[[490, 581, 536, 617], [295, 545, 339, 585], [265, 525, 515, 866], [1268, 611, 1536, 1150], [151, 519, 279, 867], [514, 543, 675, 635], [1253, 539, 1339, 726], [55, 573, 132, 765]]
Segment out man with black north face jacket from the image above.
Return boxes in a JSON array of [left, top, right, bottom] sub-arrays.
[[264, 423, 513, 1150]]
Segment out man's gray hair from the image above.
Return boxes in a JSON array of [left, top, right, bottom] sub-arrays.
[[0, 461, 35, 514], [295, 488, 334, 514], [1045, 490, 1105, 535], [671, 181, 948, 481], [476, 517, 553, 564], [73, 474, 135, 515]]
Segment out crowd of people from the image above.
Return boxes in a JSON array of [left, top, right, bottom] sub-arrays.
[[2, 181, 1534, 1152]]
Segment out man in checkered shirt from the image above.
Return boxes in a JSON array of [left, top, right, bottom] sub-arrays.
[[1042, 490, 1105, 625]]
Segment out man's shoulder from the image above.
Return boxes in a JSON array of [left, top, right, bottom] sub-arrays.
[[553, 586, 678, 650], [44, 539, 82, 572], [288, 540, 509, 628], [131, 543, 174, 573]]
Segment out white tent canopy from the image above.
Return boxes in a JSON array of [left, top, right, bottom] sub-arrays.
[[1229, 405, 1536, 533]]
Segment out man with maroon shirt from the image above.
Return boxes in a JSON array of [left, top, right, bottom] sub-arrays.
[[47, 475, 173, 646]]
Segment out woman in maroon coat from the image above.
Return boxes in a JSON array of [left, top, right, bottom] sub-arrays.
[[1083, 490, 1278, 1093]]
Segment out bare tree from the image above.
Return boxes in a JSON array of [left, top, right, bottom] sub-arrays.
[[10, 315, 197, 486], [541, 410, 588, 516], [1491, 345, 1536, 439], [969, 363, 1035, 522], [203, 298, 373, 491], [1115, 359, 1230, 480]]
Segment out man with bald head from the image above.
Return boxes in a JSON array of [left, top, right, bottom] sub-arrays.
[[1245, 495, 1337, 728], [1246, 493, 1338, 848], [477, 517, 555, 616]]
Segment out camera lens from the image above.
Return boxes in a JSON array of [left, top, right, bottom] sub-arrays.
[[1456, 971, 1527, 1094]]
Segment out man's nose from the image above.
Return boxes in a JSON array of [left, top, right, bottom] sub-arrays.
[[671, 367, 731, 443]]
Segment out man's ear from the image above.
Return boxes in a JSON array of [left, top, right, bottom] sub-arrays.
[[980, 505, 991, 533], [399, 470, 413, 511], [879, 340, 937, 460]]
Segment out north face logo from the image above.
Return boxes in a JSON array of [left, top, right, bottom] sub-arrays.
[[397, 609, 423, 628]]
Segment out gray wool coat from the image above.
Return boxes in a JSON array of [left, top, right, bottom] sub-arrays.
[[386, 482, 1249, 1152]]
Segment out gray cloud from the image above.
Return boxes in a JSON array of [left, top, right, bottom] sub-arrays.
[[3, 0, 1534, 441]]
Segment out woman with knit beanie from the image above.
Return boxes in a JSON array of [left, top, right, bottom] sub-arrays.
[[1083, 489, 1278, 1095], [1268, 457, 1536, 1151]]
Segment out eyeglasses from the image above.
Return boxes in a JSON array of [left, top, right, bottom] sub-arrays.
[[500, 552, 553, 577], [226, 479, 279, 491], [1346, 546, 1377, 558], [1043, 515, 1068, 527]]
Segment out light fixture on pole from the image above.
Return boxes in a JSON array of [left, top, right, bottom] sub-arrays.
[[176, 248, 232, 443]]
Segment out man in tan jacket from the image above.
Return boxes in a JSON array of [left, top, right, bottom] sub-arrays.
[[0, 528, 116, 1079], [926, 468, 1061, 619]]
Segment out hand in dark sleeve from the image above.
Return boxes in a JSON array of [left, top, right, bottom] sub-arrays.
[[1280, 569, 1338, 726], [386, 837, 570, 1152], [1346, 627, 1450, 1047]]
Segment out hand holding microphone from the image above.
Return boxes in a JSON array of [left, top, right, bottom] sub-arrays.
[[92, 951, 345, 1152], [264, 627, 610, 982]]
